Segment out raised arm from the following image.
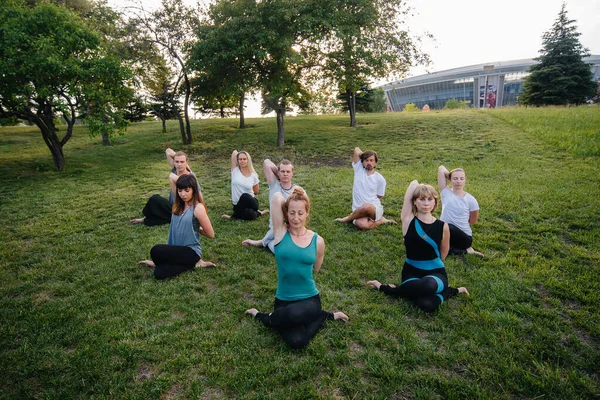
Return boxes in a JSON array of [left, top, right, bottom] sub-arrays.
[[194, 204, 214, 238], [230, 150, 239, 171], [438, 165, 449, 192], [263, 159, 279, 185], [166, 148, 176, 169], [353, 147, 363, 164], [401, 180, 419, 235], [313, 236, 325, 273], [271, 192, 286, 242]]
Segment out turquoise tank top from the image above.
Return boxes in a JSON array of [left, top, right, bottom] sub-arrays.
[[275, 231, 319, 301], [167, 205, 202, 257]]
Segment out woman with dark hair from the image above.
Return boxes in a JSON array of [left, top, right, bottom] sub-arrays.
[[245, 188, 348, 349], [130, 149, 198, 226], [437, 165, 483, 257], [138, 174, 215, 279], [367, 180, 469, 312], [222, 150, 268, 220]]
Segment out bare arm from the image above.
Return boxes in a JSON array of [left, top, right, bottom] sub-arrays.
[[194, 204, 214, 238], [166, 148, 176, 169], [252, 183, 259, 195], [313, 236, 325, 273], [353, 147, 363, 164], [272, 192, 286, 243], [263, 159, 279, 185], [469, 210, 479, 225], [440, 222, 450, 260], [438, 165, 449, 192], [169, 172, 178, 194], [230, 150, 239, 170], [401, 180, 419, 235]]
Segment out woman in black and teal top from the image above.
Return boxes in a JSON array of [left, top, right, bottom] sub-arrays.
[[138, 174, 215, 278], [246, 188, 348, 349], [367, 180, 469, 312]]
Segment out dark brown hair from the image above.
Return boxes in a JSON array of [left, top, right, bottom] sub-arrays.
[[172, 174, 205, 215]]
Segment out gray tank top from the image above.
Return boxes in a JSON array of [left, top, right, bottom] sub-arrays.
[[167, 205, 202, 257]]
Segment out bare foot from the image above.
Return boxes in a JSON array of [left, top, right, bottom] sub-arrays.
[[138, 260, 155, 268], [242, 239, 263, 247], [381, 217, 398, 225], [366, 280, 382, 289], [221, 214, 231, 219], [458, 287, 470, 296], [130, 217, 145, 224], [334, 217, 350, 223], [196, 259, 216, 268], [466, 247, 484, 257], [333, 311, 349, 322], [259, 209, 269, 216], [245, 308, 258, 317]]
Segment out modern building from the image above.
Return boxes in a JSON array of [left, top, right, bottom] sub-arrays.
[[382, 55, 600, 111]]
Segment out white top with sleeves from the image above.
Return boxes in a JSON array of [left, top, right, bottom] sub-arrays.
[[439, 186, 479, 236], [231, 167, 259, 205], [351, 160, 386, 211]]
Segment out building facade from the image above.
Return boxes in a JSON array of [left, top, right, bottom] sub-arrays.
[[382, 56, 600, 111]]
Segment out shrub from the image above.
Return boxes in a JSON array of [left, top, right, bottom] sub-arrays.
[[403, 103, 420, 112], [444, 99, 468, 109]]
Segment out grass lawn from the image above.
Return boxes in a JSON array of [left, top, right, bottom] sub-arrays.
[[1, 107, 599, 399]]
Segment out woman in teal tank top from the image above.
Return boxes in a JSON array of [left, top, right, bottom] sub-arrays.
[[246, 188, 349, 349]]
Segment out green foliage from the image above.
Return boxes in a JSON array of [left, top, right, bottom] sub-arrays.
[[338, 85, 387, 113], [444, 98, 469, 110], [520, 4, 597, 106], [1, 108, 599, 398], [403, 103, 420, 112]]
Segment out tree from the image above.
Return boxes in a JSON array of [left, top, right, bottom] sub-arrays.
[[321, 0, 429, 126], [0, 3, 130, 171], [129, 0, 199, 144], [520, 3, 597, 106], [145, 61, 179, 133], [337, 84, 387, 113]]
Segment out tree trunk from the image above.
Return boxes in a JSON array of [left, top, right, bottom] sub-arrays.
[[183, 76, 193, 144], [220, 106, 225, 118], [347, 89, 357, 127], [161, 118, 167, 133], [35, 116, 65, 171], [101, 133, 111, 146], [177, 113, 187, 144], [276, 107, 285, 147], [239, 92, 245, 129]]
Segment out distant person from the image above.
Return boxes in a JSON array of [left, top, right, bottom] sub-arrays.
[[437, 165, 483, 257], [335, 147, 396, 230], [242, 158, 301, 252], [367, 180, 469, 312], [246, 189, 348, 349], [222, 150, 268, 220], [130, 148, 195, 226], [139, 174, 215, 279]]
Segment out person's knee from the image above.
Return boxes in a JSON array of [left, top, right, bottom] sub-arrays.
[[285, 334, 310, 349], [354, 218, 372, 230], [417, 298, 439, 313]]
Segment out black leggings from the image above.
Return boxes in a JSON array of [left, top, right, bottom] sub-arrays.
[[150, 244, 200, 279], [142, 194, 172, 226], [447, 223, 473, 252], [232, 193, 260, 220], [255, 295, 334, 349]]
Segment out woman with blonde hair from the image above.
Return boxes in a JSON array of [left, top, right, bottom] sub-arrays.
[[367, 180, 469, 312], [222, 150, 268, 220], [438, 165, 483, 257], [246, 188, 348, 349]]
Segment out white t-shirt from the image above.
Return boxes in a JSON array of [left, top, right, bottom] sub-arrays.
[[231, 167, 259, 205], [351, 160, 386, 211], [440, 186, 479, 236]]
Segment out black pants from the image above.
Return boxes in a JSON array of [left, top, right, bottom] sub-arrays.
[[447, 223, 473, 254], [142, 194, 172, 226], [232, 193, 260, 220], [255, 294, 333, 349], [150, 244, 200, 279]]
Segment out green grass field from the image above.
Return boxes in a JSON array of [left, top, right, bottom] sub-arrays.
[[1, 107, 599, 399]]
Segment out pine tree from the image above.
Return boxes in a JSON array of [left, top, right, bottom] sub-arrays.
[[520, 3, 597, 106]]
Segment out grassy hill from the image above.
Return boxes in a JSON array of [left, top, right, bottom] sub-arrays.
[[1, 107, 599, 399]]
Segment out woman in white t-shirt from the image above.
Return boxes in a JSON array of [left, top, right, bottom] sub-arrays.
[[222, 150, 268, 220], [437, 165, 484, 257]]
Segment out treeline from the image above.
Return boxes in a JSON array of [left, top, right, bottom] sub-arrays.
[[0, 0, 428, 170]]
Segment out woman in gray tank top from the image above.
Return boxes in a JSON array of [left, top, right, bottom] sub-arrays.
[[138, 174, 215, 279]]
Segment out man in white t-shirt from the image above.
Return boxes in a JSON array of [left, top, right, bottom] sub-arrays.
[[242, 158, 300, 252], [335, 147, 396, 230]]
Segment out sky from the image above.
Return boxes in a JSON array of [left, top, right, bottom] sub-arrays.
[[111, 0, 600, 116]]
